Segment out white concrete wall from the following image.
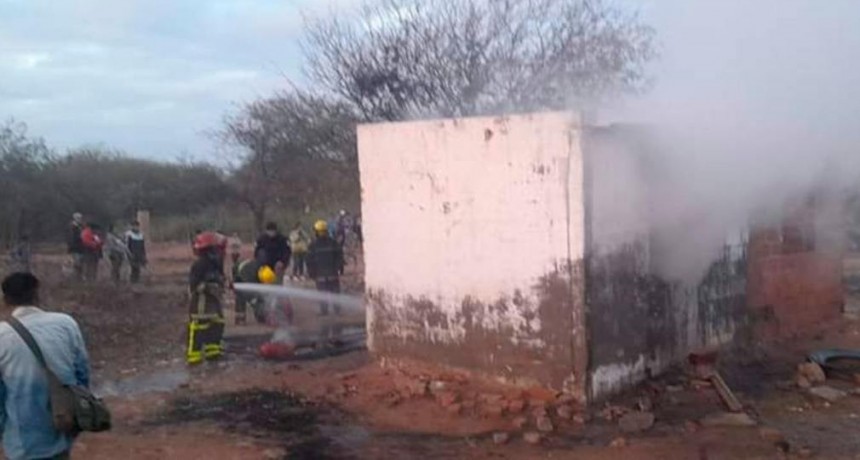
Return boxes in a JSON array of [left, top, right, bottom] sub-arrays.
[[358, 112, 586, 391]]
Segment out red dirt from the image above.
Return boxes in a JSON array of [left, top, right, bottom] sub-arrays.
[[3, 243, 860, 459]]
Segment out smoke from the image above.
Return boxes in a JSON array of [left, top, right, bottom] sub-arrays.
[[599, 0, 860, 282]]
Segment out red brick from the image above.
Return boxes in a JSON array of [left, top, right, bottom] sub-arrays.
[[436, 391, 460, 408], [525, 386, 557, 403], [747, 240, 843, 341], [481, 403, 506, 418], [507, 399, 526, 414], [446, 403, 463, 415]]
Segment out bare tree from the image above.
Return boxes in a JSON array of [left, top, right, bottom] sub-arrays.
[[0, 120, 231, 244], [219, 91, 360, 231], [303, 0, 657, 121]]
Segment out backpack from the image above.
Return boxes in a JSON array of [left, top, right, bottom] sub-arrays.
[[80, 228, 102, 251], [7, 317, 111, 434], [289, 230, 309, 253]]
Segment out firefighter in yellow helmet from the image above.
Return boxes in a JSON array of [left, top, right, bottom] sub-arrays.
[[233, 248, 277, 324], [307, 220, 345, 316], [187, 232, 226, 365], [258, 265, 277, 284]]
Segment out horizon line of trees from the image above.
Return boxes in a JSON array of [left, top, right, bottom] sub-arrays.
[[0, 120, 231, 244]]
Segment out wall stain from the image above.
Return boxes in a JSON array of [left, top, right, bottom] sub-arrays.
[[367, 264, 585, 391], [533, 164, 550, 175], [587, 242, 675, 370], [586, 242, 747, 401]]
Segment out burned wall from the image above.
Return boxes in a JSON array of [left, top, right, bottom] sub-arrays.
[[357, 112, 588, 397], [585, 126, 747, 401]]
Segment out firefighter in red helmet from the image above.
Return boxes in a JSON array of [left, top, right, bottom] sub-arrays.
[[187, 231, 227, 365]]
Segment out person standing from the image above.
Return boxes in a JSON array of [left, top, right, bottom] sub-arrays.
[[288, 222, 310, 279], [307, 220, 345, 316], [0, 272, 91, 460], [9, 236, 31, 274], [354, 215, 363, 244], [125, 221, 147, 284], [336, 209, 351, 245], [255, 222, 291, 280], [104, 226, 131, 283], [67, 213, 85, 280], [187, 232, 226, 365], [227, 232, 242, 268], [232, 248, 277, 325], [80, 223, 103, 282]]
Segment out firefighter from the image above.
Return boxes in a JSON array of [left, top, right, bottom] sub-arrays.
[[187, 232, 227, 365], [307, 220, 345, 316], [233, 248, 277, 325]]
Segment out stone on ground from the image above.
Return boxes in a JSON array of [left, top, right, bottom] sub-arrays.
[[507, 399, 526, 414], [436, 391, 459, 408], [758, 427, 785, 443], [555, 405, 573, 420], [808, 385, 847, 403], [523, 432, 542, 445], [609, 437, 628, 448], [618, 411, 655, 433], [797, 362, 826, 384], [512, 416, 528, 429], [699, 412, 757, 427], [536, 415, 554, 433]]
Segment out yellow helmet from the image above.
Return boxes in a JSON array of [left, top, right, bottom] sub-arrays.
[[314, 220, 328, 233], [257, 265, 277, 284]]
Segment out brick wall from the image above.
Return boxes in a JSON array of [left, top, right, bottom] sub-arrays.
[[747, 226, 844, 339]]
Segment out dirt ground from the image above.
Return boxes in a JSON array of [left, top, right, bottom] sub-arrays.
[[3, 244, 860, 459]]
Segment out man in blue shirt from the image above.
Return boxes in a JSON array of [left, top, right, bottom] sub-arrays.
[[0, 273, 90, 460]]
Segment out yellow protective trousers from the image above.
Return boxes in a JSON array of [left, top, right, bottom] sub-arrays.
[[187, 281, 225, 365], [186, 316, 225, 364]]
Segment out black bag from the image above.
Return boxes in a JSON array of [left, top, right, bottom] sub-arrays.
[[8, 317, 111, 434]]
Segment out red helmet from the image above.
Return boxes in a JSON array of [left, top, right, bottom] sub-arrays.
[[193, 231, 222, 251]]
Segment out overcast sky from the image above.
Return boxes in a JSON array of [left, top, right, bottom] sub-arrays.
[[0, 0, 352, 160], [1, 0, 859, 161]]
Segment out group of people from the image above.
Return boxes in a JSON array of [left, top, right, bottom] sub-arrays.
[[329, 209, 362, 248], [67, 213, 147, 283], [0, 213, 355, 458], [185, 219, 346, 365], [224, 214, 351, 282]]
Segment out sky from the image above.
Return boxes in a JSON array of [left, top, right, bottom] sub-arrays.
[[0, 0, 356, 161], [1, 0, 859, 161]]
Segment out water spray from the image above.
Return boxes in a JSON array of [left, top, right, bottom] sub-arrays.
[[232, 283, 364, 310], [232, 283, 366, 360]]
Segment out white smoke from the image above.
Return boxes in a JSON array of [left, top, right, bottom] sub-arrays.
[[601, 0, 860, 282]]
